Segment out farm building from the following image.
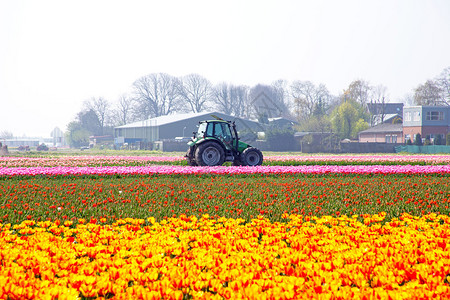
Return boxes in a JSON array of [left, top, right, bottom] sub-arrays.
[[114, 112, 265, 149], [1, 138, 41, 148], [358, 123, 404, 143]]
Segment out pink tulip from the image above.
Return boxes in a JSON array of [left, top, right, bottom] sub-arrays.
[[1, 164, 450, 177]]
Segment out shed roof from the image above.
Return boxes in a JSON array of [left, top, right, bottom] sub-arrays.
[[359, 123, 403, 134], [115, 112, 232, 129], [115, 111, 261, 129]]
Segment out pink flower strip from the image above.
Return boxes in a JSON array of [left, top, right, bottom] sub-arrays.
[[1, 165, 450, 176]]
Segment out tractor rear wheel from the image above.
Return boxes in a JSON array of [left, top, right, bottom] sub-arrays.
[[241, 147, 263, 166], [195, 141, 225, 166], [185, 147, 197, 166]]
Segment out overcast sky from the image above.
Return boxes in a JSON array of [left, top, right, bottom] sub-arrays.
[[1, 0, 449, 137]]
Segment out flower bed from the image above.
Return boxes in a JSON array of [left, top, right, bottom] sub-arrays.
[[0, 156, 183, 168], [2, 164, 450, 177], [266, 154, 450, 165], [2, 154, 450, 168], [1, 154, 449, 299], [1, 214, 449, 299], [1, 171, 449, 225]]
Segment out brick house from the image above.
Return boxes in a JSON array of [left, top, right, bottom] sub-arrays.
[[403, 106, 450, 144], [359, 123, 403, 143]]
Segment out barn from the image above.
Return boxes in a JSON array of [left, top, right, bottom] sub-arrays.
[[114, 111, 265, 148]]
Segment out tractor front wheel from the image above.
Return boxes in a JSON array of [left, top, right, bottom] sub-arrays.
[[241, 147, 263, 166], [195, 141, 225, 166]]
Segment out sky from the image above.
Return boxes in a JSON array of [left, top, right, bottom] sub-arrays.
[[1, 0, 449, 138]]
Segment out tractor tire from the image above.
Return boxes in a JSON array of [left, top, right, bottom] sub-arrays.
[[185, 147, 197, 166], [241, 147, 263, 166], [194, 141, 225, 166]]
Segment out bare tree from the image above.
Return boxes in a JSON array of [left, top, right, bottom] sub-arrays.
[[368, 85, 389, 126], [437, 67, 450, 105], [400, 93, 415, 106], [212, 83, 249, 117], [271, 79, 291, 113], [290, 81, 331, 121], [414, 80, 443, 106], [132, 73, 181, 119], [110, 94, 135, 126], [212, 83, 233, 115], [0, 130, 13, 139], [177, 74, 212, 113], [84, 97, 111, 135], [231, 85, 250, 118], [248, 84, 290, 121]]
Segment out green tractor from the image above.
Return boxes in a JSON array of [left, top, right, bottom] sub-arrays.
[[185, 118, 263, 166]]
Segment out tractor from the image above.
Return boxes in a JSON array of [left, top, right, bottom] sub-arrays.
[[185, 118, 263, 166]]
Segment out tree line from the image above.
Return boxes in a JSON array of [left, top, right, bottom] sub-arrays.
[[64, 67, 449, 147]]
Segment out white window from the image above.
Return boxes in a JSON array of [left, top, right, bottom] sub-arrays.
[[392, 135, 397, 143], [404, 112, 411, 122], [385, 135, 391, 143], [426, 111, 444, 121], [413, 111, 421, 121]]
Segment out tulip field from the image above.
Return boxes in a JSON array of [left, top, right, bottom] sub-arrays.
[[1, 154, 450, 299], [2, 154, 450, 168]]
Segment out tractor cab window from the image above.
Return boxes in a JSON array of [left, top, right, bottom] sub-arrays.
[[221, 123, 233, 142], [205, 123, 214, 137], [197, 122, 211, 137], [214, 122, 233, 149]]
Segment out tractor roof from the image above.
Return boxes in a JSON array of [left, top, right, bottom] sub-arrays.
[[200, 120, 230, 124]]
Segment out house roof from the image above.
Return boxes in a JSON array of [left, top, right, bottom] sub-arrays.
[[268, 117, 298, 124], [404, 105, 450, 109], [294, 132, 332, 137], [359, 123, 403, 134], [383, 113, 402, 121], [367, 103, 403, 114]]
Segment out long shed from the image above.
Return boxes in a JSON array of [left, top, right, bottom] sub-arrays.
[[114, 112, 265, 145]]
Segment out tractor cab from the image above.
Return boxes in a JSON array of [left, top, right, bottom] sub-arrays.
[[196, 120, 237, 151], [186, 119, 263, 167]]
